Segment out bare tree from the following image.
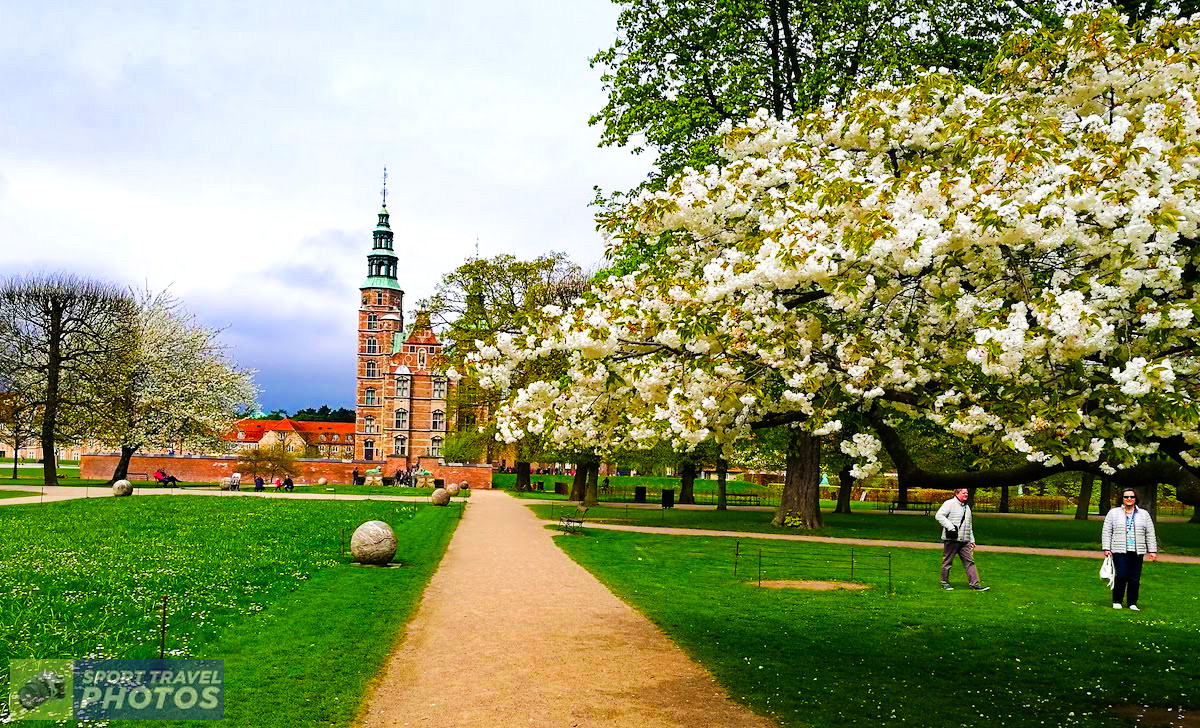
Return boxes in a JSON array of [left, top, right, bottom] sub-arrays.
[[0, 274, 138, 485]]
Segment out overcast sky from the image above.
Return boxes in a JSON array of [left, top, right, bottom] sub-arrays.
[[0, 1, 651, 414]]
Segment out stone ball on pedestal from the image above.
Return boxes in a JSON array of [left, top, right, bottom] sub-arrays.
[[317, 477, 328, 485], [112, 480, 133, 497], [445, 483, 461, 496], [430, 488, 451, 506], [350, 521, 397, 565]]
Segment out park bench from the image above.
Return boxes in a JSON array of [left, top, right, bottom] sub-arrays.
[[888, 499, 933, 514], [126, 472, 149, 481], [725, 493, 761, 506], [558, 506, 589, 534]]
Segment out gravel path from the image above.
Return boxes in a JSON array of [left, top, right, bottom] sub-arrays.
[[355, 489, 774, 728], [565, 521, 1200, 563]]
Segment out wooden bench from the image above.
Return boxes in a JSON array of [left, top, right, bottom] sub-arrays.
[[558, 506, 589, 534], [127, 472, 149, 481], [725, 493, 760, 506], [888, 499, 933, 514]]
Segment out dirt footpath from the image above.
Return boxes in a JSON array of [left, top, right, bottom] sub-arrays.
[[356, 489, 773, 728]]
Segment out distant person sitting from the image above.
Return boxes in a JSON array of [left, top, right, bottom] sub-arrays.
[[153, 469, 181, 487], [273, 476, 284, 491], [282, 476, 294, 492], [254, 475, 265, 492]]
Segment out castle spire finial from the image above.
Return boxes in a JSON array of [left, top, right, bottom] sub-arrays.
[[381, 166, 388, 208]]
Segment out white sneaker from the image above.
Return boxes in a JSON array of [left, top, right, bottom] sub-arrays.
[[1129, 605, 1140, 611], [1113, 603, 1122, 609]]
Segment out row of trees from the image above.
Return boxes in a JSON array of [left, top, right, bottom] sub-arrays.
[[465, 10, 1200, 525], [0, 274, 257, 484]]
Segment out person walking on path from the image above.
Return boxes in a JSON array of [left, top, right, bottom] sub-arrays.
[[1102, 488, 1159, 610], [935, 487, 989, 591]]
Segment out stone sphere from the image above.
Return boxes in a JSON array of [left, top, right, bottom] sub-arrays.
[[112, 480, 133, 497], [460, 481, 470, 490], [445, 483, 461, 496], [430, 488, 451, 506], [350, 521, 397, 565], [317, 477, 328, 485]]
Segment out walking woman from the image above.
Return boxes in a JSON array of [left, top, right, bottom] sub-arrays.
[[1102, 488, 1159, 610]]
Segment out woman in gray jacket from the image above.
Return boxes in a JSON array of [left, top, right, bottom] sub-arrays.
[[1102, 488, 1159, 610]]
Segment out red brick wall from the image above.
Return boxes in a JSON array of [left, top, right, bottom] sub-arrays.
[[81, 454, 493, 489], [81, 455, 361, 485], [418, 457, 492, 490]]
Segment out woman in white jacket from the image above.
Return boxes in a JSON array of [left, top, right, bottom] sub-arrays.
[[1101, 488, 1159, 610]]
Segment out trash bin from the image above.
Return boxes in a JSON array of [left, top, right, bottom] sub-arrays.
[[634, 486, 647, 503], [554, 481, 568, 495], [662, 488, 674, 508]]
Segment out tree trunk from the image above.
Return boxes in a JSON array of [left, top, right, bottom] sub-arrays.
[[515, 461, 531, 491], [1142, 483, 1158, 521], [678, 459, 696, 505], [568, 464, 585, 501], [999, 483, 1010, 513], [834, 463, 854, 514], [1075, 472, 1094, 521], [897, 473, 909, 509], [583, 461, 600, 507], [109, 445, 139, 484], [716, 458, 728, 511], [773, 429, 822, 529], [1098, 478, 1113, 515], [41, 302, 63, 487], [1190, 506, 1200, 523]]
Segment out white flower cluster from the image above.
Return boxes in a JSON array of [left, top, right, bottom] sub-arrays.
[[474, 11, 1200, 476]]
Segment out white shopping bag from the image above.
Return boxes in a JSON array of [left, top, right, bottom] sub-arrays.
[[1099, 555, 1115, 589]]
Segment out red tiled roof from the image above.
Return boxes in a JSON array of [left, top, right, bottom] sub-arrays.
[[226, 418, 355, 443]]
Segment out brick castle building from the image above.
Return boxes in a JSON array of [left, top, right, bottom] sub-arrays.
[[354, 183, 448, 469]]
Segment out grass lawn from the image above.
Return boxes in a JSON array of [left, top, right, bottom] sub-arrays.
[[527, 503, 1200, 557], [554, 528, 1200, 728], [0, 497, 462, 726]]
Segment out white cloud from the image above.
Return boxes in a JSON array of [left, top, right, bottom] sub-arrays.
[[0, 0, 652, 412]]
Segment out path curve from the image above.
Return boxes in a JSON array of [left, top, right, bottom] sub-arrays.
[[561, 522, 1200, 564], [356, 489, 773, 728]]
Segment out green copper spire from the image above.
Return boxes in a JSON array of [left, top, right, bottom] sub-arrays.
[[361, 167, 403, 291]]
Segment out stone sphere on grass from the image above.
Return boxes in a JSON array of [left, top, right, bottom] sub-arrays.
[[445, 483, 461, 496], [317, 477, 328, 485], [430, 488, 451, 506], [112, 480, 133, 497], [350, 521, 397, 565]]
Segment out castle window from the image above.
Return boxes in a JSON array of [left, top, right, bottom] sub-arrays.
[[393, 435, 407, 456], [364, 388, 377, 406], [365, 338, 379, 354], [396, 375, 410, 397], [367, 313, 378, 330], [365, 416, 377, 434], [332, 434, 339, 442], [394, 409, 408, 429], [418, 349, 427, 368], [433, 378, 446, 399], [364, 439, 375, 460], [432, 410, 444, 431], [237, 431, 245, 439], [430, 437, 443, 458], [319, 434, 326, 442], [376, 291, 383, 305], [365, 361, 378, 378]]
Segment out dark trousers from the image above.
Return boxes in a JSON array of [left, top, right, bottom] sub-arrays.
[[1112, 552, 1144, 606], [941, 541, 981, 585]]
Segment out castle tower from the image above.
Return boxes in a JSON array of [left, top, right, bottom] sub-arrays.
[[356, 169, 404, 462]]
